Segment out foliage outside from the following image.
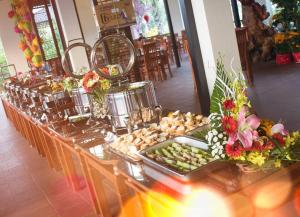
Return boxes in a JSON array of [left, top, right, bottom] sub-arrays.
[[272, 0, 300, 31], [133, 0, 169, 37]]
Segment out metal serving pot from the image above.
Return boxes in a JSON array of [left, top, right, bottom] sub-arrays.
[[106, 81, 159, 129], [70, 87, 92, 115]]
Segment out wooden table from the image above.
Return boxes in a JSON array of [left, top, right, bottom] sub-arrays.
[[3, 97, 300, 217]]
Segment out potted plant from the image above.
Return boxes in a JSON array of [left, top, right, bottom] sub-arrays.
[[274, 34, 291, 64], [290, 33, 300, 63]]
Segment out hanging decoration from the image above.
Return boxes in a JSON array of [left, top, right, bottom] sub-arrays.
[[8, 0, 44, 68], [239, 0, 275, 62]]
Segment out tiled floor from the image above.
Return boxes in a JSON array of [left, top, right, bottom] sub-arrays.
[[155, 54, 201, 114], [0, 104, 97, 217]]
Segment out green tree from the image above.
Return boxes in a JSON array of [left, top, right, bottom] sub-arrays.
[[272, 0, 300, 30]]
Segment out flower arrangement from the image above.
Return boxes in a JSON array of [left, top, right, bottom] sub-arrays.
[[80, 70, 111, 118], [204, 58, 300, 169], [62, 77, 79, 93]]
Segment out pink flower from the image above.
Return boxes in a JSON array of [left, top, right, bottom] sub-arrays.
[[228, 106, 261, 149], [271, 123, 288, 136]]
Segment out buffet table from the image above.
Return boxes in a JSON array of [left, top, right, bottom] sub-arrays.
[[3, 97, 300, 217]]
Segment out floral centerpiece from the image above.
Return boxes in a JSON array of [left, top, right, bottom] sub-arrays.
[[290, 33, 300, 63], [62, 69, 111, 118], [81, 70, 111, 118], [274, 33, 291, 65], [204, 58, 300, 170]]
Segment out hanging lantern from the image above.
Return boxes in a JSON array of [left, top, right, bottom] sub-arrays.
[[8, 10, 15, 18], [14, 25, 22, 33], [143, 14, 150, 23], [24, 47, 33, 59], [32, 37, 39, 46], [32, 54, 43, 67], [23, 22, 32, 33], [24, 13, 31, 21], [18, 41, 28, 51]]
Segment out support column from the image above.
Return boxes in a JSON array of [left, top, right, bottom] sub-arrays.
[[167, 0, 185, 34], [164, 0, 181, 68], [0, 0, 29, 74], [191, 0, 241, 95], [55, 0, 90, 72], [73, 0, 98, 45]]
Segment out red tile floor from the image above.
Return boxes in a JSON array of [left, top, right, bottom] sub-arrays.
[[0, 104, 97, 217]]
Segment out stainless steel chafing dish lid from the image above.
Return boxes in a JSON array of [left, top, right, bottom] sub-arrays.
[[108, 81, 151, 93], [43, 91, 67, 102]]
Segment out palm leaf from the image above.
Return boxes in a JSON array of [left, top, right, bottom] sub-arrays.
[[210, 57, 233, 114]]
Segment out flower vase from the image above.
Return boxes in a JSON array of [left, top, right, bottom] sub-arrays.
[[276, 53, 291, 65], [91, 97, 108, 119], [293, 52, 300, 63]]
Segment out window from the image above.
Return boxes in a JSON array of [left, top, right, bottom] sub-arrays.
[[32, 3, 64, 60], [133, 0, 169, 37], [0, 39, 9, 81]]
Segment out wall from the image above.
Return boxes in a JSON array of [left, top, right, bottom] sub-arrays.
[[167, 0, 185, 34], [191, 0, 241, 95], [55, 0, 90, 72], [0, 0, 30, 74]]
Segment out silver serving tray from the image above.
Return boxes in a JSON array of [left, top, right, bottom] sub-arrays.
[[137, 136, 222, 182]]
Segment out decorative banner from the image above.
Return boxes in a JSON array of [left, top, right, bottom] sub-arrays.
[[8, 0, 44, 68], [95, 0, 136, 29]]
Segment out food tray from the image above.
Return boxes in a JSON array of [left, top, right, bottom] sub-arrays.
[[187, 125, 210, 141], [108, 145, 142, 163], [137, 136, 224, 182]]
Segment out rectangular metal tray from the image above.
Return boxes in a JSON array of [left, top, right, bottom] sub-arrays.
[[137, 136, 217, 182]]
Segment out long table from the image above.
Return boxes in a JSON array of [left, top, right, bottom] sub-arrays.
[[3, 98, 300, 217]]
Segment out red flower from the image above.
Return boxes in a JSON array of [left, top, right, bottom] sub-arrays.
[[82, 71, 99, 93], [222, 116, 238, 135], [226, 142, 244, 158], [223, 99, 236, 110], [100, 67, 109, 75], [273, 133, 285, 146]]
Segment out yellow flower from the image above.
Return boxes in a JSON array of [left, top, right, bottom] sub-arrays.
[[260, 119, 274, 136], [274, 159, 281, 168], [274, 33, 285, 44], [247, 152, 266, 167]]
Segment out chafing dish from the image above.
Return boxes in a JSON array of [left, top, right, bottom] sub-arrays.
[[70, 87, 92, 115], [138, 136, 221, 181], [107, 81, 159, 130]]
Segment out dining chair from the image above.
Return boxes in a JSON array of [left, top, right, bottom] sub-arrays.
[[235, 27, 254, 86]]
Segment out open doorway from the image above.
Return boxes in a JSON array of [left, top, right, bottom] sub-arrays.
[[128, 0, 201, 113]]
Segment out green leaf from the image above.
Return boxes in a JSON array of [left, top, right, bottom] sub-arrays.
[[210, 57, 232, 114]]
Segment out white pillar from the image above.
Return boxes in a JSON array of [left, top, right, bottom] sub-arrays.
[[74, 0, 99, 45], [191, 0, 241, 95], [0, 0, 29, 74], [55, 0, 90, 72], [167, 0, 185, 34]]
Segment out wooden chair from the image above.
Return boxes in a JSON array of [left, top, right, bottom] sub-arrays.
[[235, 27, 254, 86], [142, 42, 165, 81]]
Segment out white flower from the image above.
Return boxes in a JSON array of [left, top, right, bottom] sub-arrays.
[[213, 137, 218, 143], [218, 134, 223, 139]]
